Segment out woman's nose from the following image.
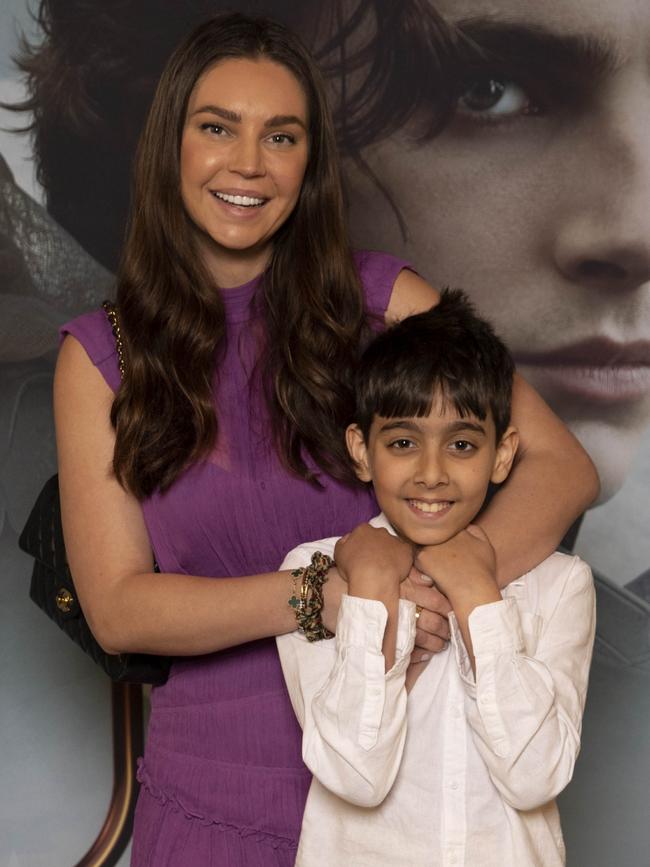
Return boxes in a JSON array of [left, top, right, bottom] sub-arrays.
[[227, 134, 265, 178], [552, 102, 650, 292]]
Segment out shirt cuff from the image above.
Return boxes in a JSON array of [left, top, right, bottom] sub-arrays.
[[468, 597, 525, 656], [337, 595, 416, 671], [449, 599, 525, 693], [449, 613, 475, 691], [336, 594, 387, 652]]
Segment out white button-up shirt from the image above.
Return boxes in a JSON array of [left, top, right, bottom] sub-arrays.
[[277, 514, 596, 866]]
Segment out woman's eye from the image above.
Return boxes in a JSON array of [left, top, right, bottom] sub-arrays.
[[201, 123, 227, 136], [456, 77, 537, 120], [268, 133, 296, 145]]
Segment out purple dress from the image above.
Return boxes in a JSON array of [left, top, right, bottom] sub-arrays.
[[61, 251, 408, 866]]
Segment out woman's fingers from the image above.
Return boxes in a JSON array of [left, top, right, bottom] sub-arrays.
[[402, 580, 453, 617], [415, 608, 450, 642]]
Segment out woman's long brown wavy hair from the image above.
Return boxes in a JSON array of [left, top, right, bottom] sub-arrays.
[[111, 13, 368, 498]]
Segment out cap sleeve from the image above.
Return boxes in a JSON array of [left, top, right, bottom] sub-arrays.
[[59, 309, 121, 393], [353, 249, 415, 321]]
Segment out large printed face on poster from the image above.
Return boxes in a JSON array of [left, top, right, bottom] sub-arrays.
[[343, 0, 650, 507], [2, 0, 649, 574]]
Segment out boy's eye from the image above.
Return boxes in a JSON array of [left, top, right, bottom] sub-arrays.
[[450, 440, 474, 452], [388, 438, 416, 450]]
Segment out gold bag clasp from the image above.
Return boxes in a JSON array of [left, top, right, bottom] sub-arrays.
[[56, 588, 74, 613]]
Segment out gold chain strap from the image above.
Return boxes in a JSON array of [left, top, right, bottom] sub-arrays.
[[102, 300, 125, 380]]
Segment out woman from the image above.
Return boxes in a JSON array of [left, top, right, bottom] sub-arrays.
[[54, 13, 597, 866]]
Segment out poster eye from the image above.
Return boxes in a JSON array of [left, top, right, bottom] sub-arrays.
[[457, 77, 532, 118]]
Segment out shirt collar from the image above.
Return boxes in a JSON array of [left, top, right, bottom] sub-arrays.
[[369, 513, 397, 535]]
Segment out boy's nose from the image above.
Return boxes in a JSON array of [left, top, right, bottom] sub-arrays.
[[413, 454, 449, 488]]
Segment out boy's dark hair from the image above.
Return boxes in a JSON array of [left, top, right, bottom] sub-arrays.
[[354, 289, 515, 441]]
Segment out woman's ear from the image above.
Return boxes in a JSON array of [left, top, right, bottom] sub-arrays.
[[345, 424, 372, 482], [491, 426, 519, 484]]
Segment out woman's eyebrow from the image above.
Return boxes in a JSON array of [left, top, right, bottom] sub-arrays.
[[189, 107, 306, 129], [452, 18, 621, 78], [191, 104, 241, 121], [264, 114, 307, 130]]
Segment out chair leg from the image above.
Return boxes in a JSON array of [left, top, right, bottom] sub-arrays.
[[75, 681, 144, 867]]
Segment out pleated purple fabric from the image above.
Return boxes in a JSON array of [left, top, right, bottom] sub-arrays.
[[61, 251, 408, 866]]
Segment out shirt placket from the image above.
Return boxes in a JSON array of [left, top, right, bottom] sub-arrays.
[[441, 670, 467, 867]]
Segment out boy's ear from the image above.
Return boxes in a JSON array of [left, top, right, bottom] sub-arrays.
[[346, 424, 372, 482], [491, 426, 519, 484]]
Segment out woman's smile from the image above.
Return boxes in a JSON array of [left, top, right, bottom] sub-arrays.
[[180, 56, 309, 286]]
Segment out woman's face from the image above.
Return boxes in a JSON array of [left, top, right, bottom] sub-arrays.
[[346, 0, 650, 502], [180, 57, 309, 286]]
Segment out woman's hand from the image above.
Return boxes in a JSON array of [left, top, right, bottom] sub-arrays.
[[400, 566, 452, 662]]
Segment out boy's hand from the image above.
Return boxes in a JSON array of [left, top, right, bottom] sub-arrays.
[[414, 525, 502, 674], [414, 524, 499, 609], [334, 524, 413, 595], [335, 524, 414, 672]]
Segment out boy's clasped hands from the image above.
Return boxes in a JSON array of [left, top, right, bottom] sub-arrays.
[[334, 521, 502, 676]]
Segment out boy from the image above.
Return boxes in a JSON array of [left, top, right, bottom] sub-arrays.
[[277, 290, 595, 866]]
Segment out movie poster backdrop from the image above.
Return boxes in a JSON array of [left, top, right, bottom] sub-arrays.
[[1, 2, 648, 864]]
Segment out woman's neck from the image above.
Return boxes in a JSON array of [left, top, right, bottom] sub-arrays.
[[201, 240, 272, 289]]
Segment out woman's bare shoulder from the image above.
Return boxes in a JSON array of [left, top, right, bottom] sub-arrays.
[[385, 268, 441, 324]]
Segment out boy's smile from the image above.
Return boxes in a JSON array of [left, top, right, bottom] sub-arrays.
[[347, 399, 518, 547]]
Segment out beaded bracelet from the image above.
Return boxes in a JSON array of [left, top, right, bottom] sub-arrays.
[[288, 551, 334, 642]]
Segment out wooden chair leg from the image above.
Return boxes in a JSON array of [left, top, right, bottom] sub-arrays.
[[75, 681, 144, 867]]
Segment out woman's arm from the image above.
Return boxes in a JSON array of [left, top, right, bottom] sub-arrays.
[[386, 270, 600, 586], [55, 335, 347, 656]]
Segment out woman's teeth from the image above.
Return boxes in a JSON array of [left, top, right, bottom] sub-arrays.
[[213, 191, 265, 207]]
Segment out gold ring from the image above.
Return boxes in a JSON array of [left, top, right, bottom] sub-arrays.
[[415, 605, 423, 621]]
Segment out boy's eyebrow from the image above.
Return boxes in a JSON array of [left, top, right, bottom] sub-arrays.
[[377, 419, 487, 435], [190, 106, 307, 130], [444, 420, 486, 436], [377, 419, 423, 434], [452, 18, 621, 79]]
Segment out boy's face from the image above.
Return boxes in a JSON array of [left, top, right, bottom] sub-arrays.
[[346, 399, 518, 547]]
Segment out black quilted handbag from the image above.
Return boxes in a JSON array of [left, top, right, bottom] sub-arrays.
[[17, 302, 171, 684]]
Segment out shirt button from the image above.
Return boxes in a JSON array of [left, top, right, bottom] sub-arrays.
[[450, 781, 459, 790]]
